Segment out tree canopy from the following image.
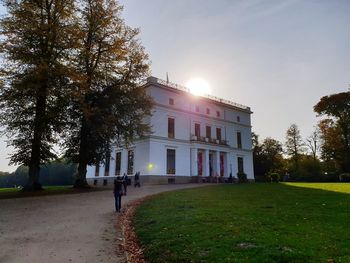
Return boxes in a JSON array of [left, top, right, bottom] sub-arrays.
[[285, 124, 304, 174], [252, 133, 284, 180], [0, 0, 76, 190], [314, 92, 350, 172], [63, 0, 152, 187], [0, 0, 152, 190]]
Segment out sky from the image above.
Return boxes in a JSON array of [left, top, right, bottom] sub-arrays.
[[0, 0, 349, 172]]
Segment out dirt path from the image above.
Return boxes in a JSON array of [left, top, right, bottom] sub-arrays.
[[0, 183, 205, 263]]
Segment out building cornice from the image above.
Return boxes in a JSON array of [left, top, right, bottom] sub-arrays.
[[144, 76, 253, 114]]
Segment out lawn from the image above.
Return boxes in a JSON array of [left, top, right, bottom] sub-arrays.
[[0, 187, 21, 193], [284, 182, 350, 194], [134, 183, 350, 263]]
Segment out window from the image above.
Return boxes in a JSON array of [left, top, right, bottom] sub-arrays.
[[169, 98, 174, 105], [95, 164, 99, 177], [216, 128, 221, 141], [103, 179, 108, 186], [238, 157, 244, 173], [216, 111, 220, 117], [127, 150, 134, 174], [167, 149, 176, 174], [237, 132, 242, 149], [93, 179, 98, 185], [195, 123, 200, 137], [168, 118, 175, 138], [237, 116, 240, 122], [206, 126, 211, 139], [195, 106, 199, 112], [206, 108, 210, 114], [115, 152, 121, 175], [104, 152, 110, 176]]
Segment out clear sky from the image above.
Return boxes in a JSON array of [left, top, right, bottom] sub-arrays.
[[0, 0, 349, 172]]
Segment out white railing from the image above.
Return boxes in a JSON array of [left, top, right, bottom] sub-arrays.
[[151, 77, 250, 111]]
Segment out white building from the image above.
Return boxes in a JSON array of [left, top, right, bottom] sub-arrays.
[[87, 77, 254, 185]]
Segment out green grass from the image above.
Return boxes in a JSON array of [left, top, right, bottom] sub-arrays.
[[284, 182, 350, 194], [0, 187, 21, 193], [134, 183, 350, 263]]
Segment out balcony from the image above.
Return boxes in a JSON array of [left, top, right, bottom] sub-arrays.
[[191, 134, 228, 146]]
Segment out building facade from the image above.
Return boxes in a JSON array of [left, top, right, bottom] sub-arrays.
[[87, 77, 254, 185]]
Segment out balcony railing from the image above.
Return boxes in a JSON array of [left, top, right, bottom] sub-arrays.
[[149, 77, 250, 111], [191, 135, 228, 146]]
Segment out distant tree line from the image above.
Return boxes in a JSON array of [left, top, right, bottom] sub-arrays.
[[254, 91, 350, 182], [0, 160, 77, 188]]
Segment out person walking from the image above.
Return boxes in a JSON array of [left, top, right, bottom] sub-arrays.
[[228, 172, 233, 183], [122, 173, 128, 195], [134, 172, 141, 187], [113, 177, 123, 212]]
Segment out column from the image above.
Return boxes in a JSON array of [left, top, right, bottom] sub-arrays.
[[225, 152, 231, 177], [110, 148, 116, 177], [120, 149, 128, 175], [215, 151, 220, 177], [204, 149, 210, 176], [191, 148, 198, 176], [100, 163, 105, 177]]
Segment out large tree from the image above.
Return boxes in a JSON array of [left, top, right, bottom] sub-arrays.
[[285, 124, 304, 173], [0, 0, 75, 190], [306, 127, 320, 161], [252, 133, 284, 180], [314, 91, 350, 172], [261, 137, 284, 171], [64, 0, 152, 188], [318, 119, 346, 172]]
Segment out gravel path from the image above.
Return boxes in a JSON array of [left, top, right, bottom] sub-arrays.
[[0, 184, 205, 263]]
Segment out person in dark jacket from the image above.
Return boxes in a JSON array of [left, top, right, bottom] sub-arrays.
[[134, 172, 141, 187], [113, 177, 123, 212], [122, 173, 128, 195]]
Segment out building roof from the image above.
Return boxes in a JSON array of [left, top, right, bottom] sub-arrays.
[[145, 76, 252, 113]]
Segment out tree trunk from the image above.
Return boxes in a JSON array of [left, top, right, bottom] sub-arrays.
[[23, 85, 47, 191], [74, 160, 90, 188], [24, 142, 43, 191], [74, 117, 90, 188]]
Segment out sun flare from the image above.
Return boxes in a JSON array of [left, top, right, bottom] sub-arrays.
[[186, 78, 212, 96]]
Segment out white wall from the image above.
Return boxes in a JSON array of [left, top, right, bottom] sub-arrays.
[[225, 108, 251, 126], [147, 139, 191, 176], [232, 151, 254, 179], [134, 140, 150, 175], [150, 107, 190, 140]]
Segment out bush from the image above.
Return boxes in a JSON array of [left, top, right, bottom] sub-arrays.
[[237, 172, 247, 183], [254, 174, 269, 183], [268, 172, 280, 183], [339, 173, 350, 182]]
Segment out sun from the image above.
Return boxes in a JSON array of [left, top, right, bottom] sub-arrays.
[[186, 78, 212, 96]]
